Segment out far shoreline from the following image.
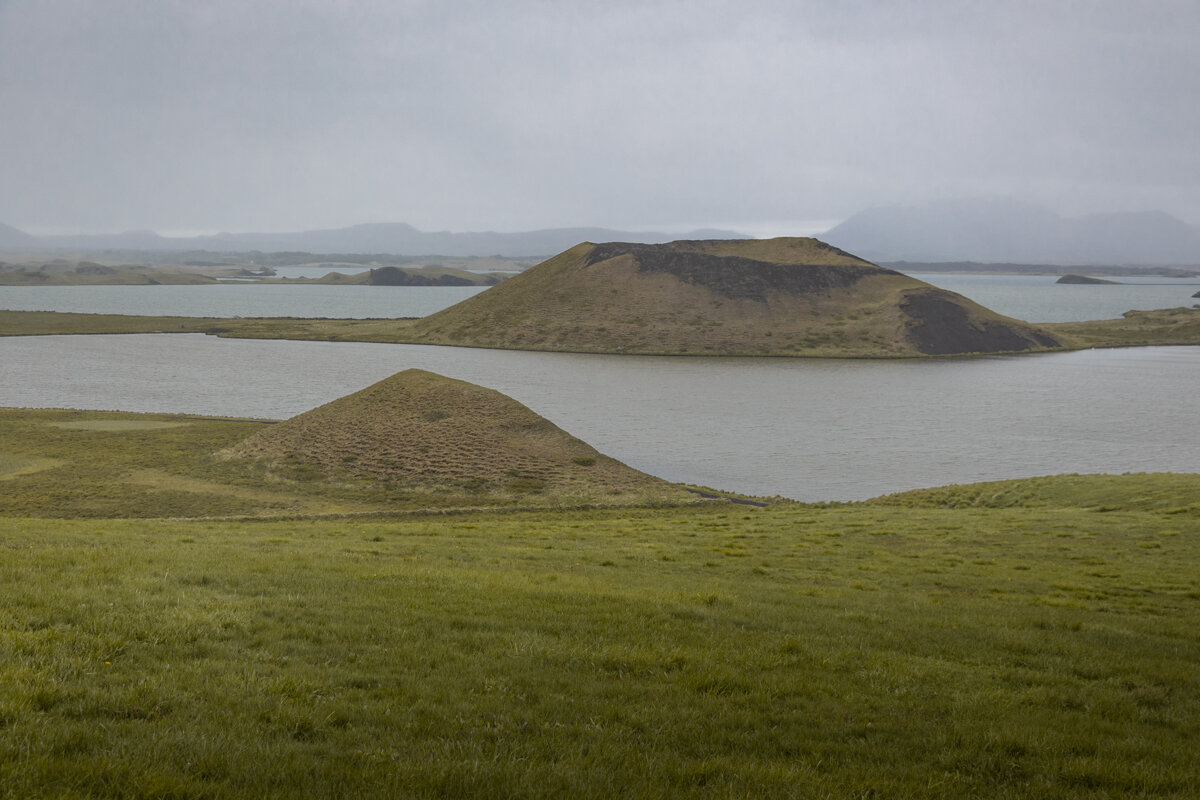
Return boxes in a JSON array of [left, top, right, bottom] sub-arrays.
[[2, 306, 1200, 356]]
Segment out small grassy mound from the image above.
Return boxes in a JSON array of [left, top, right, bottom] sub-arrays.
[[219, 369, 690, 504], [870, 472, 1200, 513], [0, 396, 725, 518]]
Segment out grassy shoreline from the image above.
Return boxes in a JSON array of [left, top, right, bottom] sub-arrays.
[[3, 306, 1200, 354]]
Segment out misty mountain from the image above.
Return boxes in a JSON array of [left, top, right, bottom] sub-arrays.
[[34, 229, 178, 251], [12, 222, 746, 257], [822, 198, 1200, 265], [0, 221, 38, 249]]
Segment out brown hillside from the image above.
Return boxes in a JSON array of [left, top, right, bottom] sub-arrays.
[[219, 369, 684, 502], [406, 238, 1061, 356]]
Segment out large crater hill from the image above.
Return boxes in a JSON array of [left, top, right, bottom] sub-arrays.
[[219, 369, 689, 504], [406, 237, 1062, 356]]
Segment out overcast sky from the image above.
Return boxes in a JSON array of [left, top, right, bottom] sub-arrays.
[[2, 0, 1198, 237]]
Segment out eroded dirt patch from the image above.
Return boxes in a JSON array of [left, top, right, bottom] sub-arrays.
[[45, 420, 192, 432]]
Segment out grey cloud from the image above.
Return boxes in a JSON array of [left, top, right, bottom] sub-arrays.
[[1, 0, 1198, 235]]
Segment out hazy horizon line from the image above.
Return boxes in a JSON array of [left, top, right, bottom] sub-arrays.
[[11, 219, 844, 240]]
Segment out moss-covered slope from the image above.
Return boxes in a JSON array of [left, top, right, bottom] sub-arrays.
[[406, 238, 1062, 356]]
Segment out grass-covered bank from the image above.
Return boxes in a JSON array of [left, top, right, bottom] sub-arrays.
[[2, 495, 1198, 798], [5, 305, 1200, 352], [0, 310, 425, 341]]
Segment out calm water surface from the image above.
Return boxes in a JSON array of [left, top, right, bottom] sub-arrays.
[[2, 273, 1196, 322], [3, 334, 1197, 501], [0, 284, 486, 318], [908, 273, 1200, 322]]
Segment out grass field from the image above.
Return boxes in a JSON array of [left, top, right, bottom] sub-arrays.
[[1, 495, 1197, 798], [1, 403, 1198, 796]]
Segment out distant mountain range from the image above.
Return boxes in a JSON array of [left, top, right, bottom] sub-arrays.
[[821, 198, 1200, 265], [5, 199, 1200, 264], [0, 221, 745, 258], [0, 221, 38, 249]]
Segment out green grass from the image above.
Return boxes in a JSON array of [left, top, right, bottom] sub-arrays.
[[2, 405, 1198, 796], [0, 407, 707, 518], [1043, 306, 1200, 348], [1, 500, 1197, 798], [0, 409, 301, 518], [871, 472, 1200, 513]]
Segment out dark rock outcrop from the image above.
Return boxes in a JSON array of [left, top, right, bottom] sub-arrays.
[[901, 290, 1061, 355], [586, 241, 889, 302], [1057, 274, 1120, 285]]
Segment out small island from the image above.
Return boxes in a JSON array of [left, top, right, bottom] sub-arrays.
[[404, 238, 1063, 357], [1056, 274, 1122, 285]]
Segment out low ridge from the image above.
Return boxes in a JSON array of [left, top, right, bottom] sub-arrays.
[[219, 369, 684, 502], [406, 238, 1061, 356]]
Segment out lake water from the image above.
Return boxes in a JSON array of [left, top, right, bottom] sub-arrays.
[[1, 272, 1196, 322], [909, 273, 1200, 323], [0, 284, 487, 319], [3, 334, 1197, 501]]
